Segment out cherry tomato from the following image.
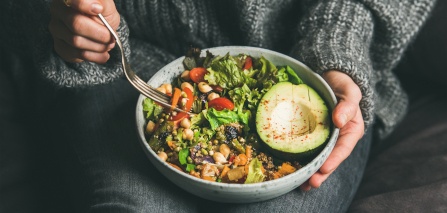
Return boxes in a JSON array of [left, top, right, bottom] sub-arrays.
[[208, 97, 234, 111], [189, 67, 208, 83], [243, 56, 252, 70]]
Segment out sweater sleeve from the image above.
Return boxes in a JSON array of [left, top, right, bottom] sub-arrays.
[[291, 0, 435, 132], [36, 15, 131, 88], [0, 1, 129, 87], [0, 1, 175, 88]]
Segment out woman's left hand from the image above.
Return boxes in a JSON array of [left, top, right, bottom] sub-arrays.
[[300, 70, 365, 191]]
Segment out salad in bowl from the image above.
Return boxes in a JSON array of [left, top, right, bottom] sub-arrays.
[[141, 47, 331, 184], [135, 46, 338, 203]]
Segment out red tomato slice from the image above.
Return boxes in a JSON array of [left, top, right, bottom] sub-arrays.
[[169, 87, 194, 122], [189, 67, 208, 83], [208, 97, 234, 111], [243, 56, 252, 70], [170, 112, 188, 122]]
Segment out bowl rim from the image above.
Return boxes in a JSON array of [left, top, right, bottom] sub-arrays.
[[135, 46, 339, 190]]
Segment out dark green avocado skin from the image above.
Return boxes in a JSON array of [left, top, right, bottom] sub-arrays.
[[265, 139, 329, 163]]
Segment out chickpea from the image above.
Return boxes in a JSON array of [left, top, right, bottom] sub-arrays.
[[162, 83, 172, 95], [180, 98, 188, 107], [213, 152, 227, 164], [182, 128, 194, 141], [201, 163, 219, 177], [180, 118, 191, 129], [198, 82, 212, 93], [181, 70, 191, 81], [219, 144, 230, 159], [145, 120, 156, 134], [207, 92, 220, 101], [157, 151, 168, 161], [156, 86, 166, 94], [181, 82, 194, 92]]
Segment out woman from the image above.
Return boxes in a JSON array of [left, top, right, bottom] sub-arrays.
[[0, 0, 436, 212]]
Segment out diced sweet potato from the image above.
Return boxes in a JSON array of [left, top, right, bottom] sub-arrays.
[[278, 162, 296, 176]]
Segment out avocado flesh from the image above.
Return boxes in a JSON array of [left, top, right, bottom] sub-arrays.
[[256, 82, 330, 161]]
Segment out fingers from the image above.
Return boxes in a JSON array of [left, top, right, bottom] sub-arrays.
[[53, 38, 111, 64], [322, 70, 362, 128], [320, 106, 364, 173], [52, 4, 113, 44], [49, 0, 120, 63], [49, 18, 115, 52], [49, 17, 112, 64], [302, 107, 364, 189], [332, 100, 356, 128], [298, 70, 365, 190], [300, 181, 312, 191]]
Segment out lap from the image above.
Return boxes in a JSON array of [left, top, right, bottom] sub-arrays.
[[0, 51, 68, 213], [52, 78, 198, 212], [54, 77, 372, 212]]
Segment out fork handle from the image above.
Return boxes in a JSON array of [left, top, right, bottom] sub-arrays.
[[97, 14, 122, 49]]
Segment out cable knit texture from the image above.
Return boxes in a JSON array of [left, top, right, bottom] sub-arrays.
[[0, 0, 436, 139]]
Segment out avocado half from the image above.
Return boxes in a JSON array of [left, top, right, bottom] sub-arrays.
[[256, 82, 330, 162]]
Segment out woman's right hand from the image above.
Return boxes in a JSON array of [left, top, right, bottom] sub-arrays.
[[49, 0, 120, 64]]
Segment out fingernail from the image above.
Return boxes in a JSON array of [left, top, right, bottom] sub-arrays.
[[91, 3, 103, 14], [107, 42, 115, 51], [300, 185, 311, 191]]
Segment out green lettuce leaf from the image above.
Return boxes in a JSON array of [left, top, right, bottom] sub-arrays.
[[205, 54, 256, 89], [190, 112, 207, 129], [255, 56, 278, 88], [186, 164, 196, 172], [142, 98, 163, 119], [277, 66, 289, 82], [254, 57, 303, 88], [244, 158, 265, 184], [228, 84, 257, 132], [283, 65, 303, 85], [203, 108, 240, 130], [179, 148, 189, 165]]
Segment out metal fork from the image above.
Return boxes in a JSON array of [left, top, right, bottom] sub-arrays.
[[98, 14, 189, 114]]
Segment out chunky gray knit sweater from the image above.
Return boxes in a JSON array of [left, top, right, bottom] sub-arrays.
[[1, 0, 436, 139]]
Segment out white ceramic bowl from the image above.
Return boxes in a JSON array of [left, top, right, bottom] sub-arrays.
[[135, 46, 339, 203]]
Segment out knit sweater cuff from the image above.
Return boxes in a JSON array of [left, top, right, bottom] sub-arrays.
[[291, 0, 375, 128], [37, 16, 131, 88]]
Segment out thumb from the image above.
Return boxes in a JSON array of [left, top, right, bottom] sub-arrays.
[[332, 99, 358, 128], [322, 70, 362, 128]]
